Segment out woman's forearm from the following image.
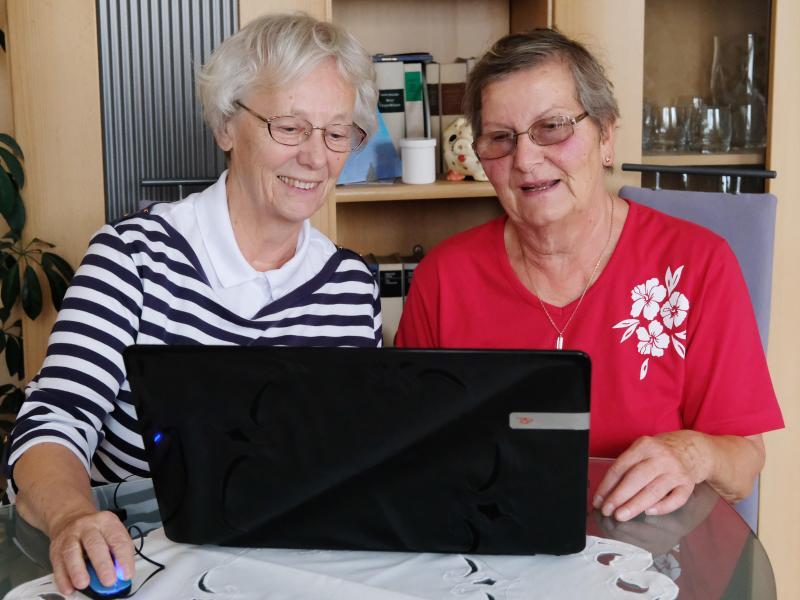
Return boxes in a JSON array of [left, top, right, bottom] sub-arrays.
[[14, 443, 97, 537], [702, 433, 765, 503]]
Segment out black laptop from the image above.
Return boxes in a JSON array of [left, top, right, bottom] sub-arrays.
[[124, 346, 591, 555]]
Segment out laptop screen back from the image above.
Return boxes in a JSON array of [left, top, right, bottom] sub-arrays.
[[124, 346, 591, 555]]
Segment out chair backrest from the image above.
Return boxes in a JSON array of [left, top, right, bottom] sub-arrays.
[[619, 185, 777, 532]]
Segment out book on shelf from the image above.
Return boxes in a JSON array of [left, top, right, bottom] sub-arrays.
[[365, 248, 424, 347], [427, 61, 469, 174], [425, 62, 441, 172], [439, 62, 468, 133], [404, 62, 425, 139], [374, 60, 406, 150], [373, 51, 434, 63]]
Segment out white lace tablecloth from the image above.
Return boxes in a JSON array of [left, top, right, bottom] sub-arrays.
[[7, 528, 678, 599]]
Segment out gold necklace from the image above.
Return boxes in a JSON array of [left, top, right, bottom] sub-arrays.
[[517, 195, 615, 350]]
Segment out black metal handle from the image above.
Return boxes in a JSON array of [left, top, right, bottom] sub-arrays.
[[140, 178, 218, 187], [621, 163, 777, 179], [140, 178, 218, 201]]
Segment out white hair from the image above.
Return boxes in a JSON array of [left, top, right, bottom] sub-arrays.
[[197, 12, 377, 139]]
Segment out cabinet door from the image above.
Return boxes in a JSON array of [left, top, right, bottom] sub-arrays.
[[553, 0, 645, 191]]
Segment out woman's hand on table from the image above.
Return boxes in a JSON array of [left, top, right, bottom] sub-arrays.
[[592, 430, 765, 521], [48, 508, 135, 596], [592, 430, 712, 521]]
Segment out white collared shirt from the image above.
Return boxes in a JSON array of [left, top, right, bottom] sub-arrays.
[[149, 171, 337, 318]]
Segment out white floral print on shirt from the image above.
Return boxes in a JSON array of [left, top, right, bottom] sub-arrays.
[[613, 266, 690, 380]]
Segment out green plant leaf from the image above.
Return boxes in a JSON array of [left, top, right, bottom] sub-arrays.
[[42, 260, 70, 310], [42, 252, 75, 283], [30, 237, 55, 248], [0, 170, 15, 218], [0, 384, 12, 396], [21, 265, 42, 319], [3, 388, 24, 413], [5, 335, 21, 379], [5, 193, 25, 234], [0, 332, 5, 354], [0, 306, 9, 323], [0, 147, 23, 189], [0, 259, 18, 309], [0, 135, 23, 160]]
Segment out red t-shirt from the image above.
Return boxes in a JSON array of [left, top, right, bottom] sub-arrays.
[[396, 201, 784, 457]]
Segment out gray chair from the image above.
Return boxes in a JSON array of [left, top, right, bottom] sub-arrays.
[[620, 185, 777, 532]]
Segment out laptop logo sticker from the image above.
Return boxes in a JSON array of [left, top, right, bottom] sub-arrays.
[[510, 412, 590, 430]]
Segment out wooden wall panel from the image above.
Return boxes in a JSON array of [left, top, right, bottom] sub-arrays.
[[760, 0, 800, 597], [239, 0, 329, 23], [7, 0, 105, 378], [331, 0, 509, 64], [552, 0, 644, 192]]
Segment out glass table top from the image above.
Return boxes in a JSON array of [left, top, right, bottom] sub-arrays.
[[0, 459, 776, 599]]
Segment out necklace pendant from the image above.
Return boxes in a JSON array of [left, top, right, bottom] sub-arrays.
[[556, 335, 564, 350]]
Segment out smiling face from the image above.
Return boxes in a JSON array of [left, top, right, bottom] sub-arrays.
[[479, 58, 615, 231], [216, 58, 356, 227]]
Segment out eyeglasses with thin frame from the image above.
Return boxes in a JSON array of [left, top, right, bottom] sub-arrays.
[[235, 101, 367, 153], [473, 112, 590, 160]]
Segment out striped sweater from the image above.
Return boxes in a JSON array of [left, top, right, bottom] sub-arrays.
[[6, 211, 381, 485]]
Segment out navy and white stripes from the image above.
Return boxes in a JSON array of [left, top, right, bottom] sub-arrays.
[[6, 212, 381, 485]]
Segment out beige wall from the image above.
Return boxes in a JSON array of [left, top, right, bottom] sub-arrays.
[[760, 0, 800, 598], [552, 0, 644, 192], [6, 0, 106, 377]]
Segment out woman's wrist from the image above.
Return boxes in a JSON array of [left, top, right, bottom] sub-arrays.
[[700, 433, 764, 503]]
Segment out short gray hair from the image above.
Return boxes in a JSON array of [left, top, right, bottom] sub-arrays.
[[197, 12, 377, 139], [464, 28, 619, 139]]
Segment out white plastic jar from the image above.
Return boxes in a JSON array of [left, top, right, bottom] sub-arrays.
[[398, 138, 437, 184]]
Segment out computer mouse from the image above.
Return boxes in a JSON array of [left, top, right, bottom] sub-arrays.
[[78, 560, 132, 599]]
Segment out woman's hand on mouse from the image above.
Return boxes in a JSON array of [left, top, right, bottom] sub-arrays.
[[48, 509, 135, 595]]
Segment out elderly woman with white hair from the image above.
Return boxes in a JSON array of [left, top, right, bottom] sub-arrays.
[[6, 13, 379, 595]]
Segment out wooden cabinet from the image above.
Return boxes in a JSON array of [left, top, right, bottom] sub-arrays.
[[644, 0, 769, 163]]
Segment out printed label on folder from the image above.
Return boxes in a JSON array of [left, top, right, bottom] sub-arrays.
[[509, 412, 590, 430], [378, 89, 405, 113]]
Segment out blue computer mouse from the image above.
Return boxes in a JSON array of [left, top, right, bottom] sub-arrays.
[[78, 560, 132, 599]]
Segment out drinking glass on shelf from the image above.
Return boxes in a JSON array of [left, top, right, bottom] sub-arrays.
[[642, 103, 655, 151], [730, 33, 767, 150], [731, 98, 767, 150], [676, 96, 704, 150], [690, 105, 732, 154], [651, 105, 688, 152]]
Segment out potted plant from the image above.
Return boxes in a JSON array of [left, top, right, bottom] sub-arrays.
[[0, 133, 74, 453]]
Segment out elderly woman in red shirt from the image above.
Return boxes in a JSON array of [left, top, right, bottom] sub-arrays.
[[396, 28, 783, 523]]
